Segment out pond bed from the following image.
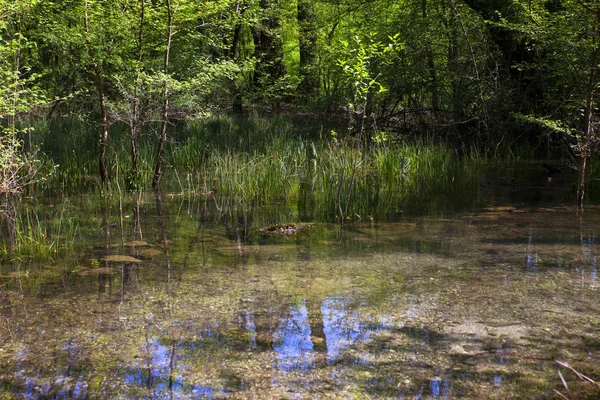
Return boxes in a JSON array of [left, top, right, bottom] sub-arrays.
[[0, 190, 599, 398]]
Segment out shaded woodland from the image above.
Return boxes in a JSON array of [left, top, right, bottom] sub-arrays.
[[2, 0, 600, 247]]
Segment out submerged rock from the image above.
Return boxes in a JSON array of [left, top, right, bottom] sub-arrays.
[[100, 255, 143, 263], [124, 240, 150, 247], [258, 223, 311, 236]]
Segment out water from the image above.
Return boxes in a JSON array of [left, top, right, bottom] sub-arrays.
[[1, 169, 599, 398]]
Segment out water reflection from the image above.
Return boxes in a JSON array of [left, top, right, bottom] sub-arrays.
[[430, 377, 450, 399], [273, 300, 315, 371], [3, 201, 600, 398], [322, 297, 370, 363], [494, 375, 502, 386], [124, 336, 222, 399], [15, 347, 86, 400], [269, 295, 402, 375], [407, 296, 419, 320], [581, 230, 598, 286], [524, 229, 538, 272], [239, 311, 257, 349]]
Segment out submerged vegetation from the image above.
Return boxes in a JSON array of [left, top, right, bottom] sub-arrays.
[[0, 114, 590, 258], [0, 200, 599, 398], [18, 117, 489, 235]]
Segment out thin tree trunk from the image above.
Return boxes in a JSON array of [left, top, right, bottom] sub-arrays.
[[84, 0, 110, 184], [298, 0, 318, 97], [130, 0, 145, 179], [422, 0, 439, 115], [231, 1, 244, 115], [4, 195, 17, 251], [230, 1, 242, 59], [445, 1, 463, 121], [578, 8, 600, 209], [252, 0, 286, 110], [450, 0, 490, 137], [578, 41, 600, 208], [153, 0, 173, 190], [577, 154, 588, 209]]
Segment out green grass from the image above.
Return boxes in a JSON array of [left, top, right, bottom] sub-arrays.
[[3, 114, 563, 258], [23, 115, 491, 218], [0, 200, 79, 261]]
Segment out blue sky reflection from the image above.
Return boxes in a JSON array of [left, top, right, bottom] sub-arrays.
[[273, 300, 315, 371]]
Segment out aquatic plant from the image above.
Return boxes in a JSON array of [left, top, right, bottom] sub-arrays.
[[0, 115, 554, 257], [0, 200, 79, 260]]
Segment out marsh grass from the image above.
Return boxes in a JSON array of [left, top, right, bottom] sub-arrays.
[[27, 115, 490, 221], [1, 200, 79, 260], [3, 115, 544, 258]]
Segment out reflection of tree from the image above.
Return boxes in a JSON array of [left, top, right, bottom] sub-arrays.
[[99, 200, 112, 295], [307, 298, 327, 355], [321, 297, 370, 363], [132, 191, 143, 242], [273, 300, 315, 371], [223, 208, 253, 266], [579, 214, 598, 286], [155, 191, 173, 283], [153, 191, 182, 400], [299, 142, 316, 223], [182, 198, 204, 269]]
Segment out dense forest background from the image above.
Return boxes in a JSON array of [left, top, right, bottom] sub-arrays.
[[2, 0, 600, 216]]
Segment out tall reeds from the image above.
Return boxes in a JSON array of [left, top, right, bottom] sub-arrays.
[[27, 116, 488, 220], [4, 116, 489, 254], [0, 200, 79, 260]]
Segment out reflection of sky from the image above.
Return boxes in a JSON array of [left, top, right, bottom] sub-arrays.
[[527, 228, 598, 285], [321, 297, 370, 363], [124, 337, 217, 399], [273, 300, 315, 371], [72, 379, 88, 399], [494, 375, 502, 386], [524, 230, 538, 272], [581, 231, 597, 285], [430, 377, 451, 399], [14, 324, 223, 399], [245, 311, 257, 349], [407, 296, 418, 320], [124, 338, 182, 398], [17, 344, 90, 400]]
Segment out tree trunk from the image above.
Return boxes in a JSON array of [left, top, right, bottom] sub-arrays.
[[231, 1, 244, 115], [445, 1, 463, 121], [578, 26, 600, 208], [298, 0, 318, 97], [252, 0, 286, 95], [450, 0, 489, 138], [84, 0, 110, 184], [230, 8, 242, 59], [130, 0, 145, 180], [577, 8, 600, 209], [421, 0, 439, 115], [153, 0, 173, 190], [577, 154, 588, 209]]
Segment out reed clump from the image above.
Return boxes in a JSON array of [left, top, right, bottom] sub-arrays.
[[27, 115, 488, 220], [3, 114, 587, 258], [0, 201, 79, 260]]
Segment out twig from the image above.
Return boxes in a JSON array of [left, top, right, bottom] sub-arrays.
[[553, 389, 570, 400], [558, 369, 569, 393], [495, 350, 554, 361], [555, 360, 598, 386], [444, 349, 554, 375]]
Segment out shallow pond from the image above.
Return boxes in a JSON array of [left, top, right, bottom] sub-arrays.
[[1, 166, 599, 399]]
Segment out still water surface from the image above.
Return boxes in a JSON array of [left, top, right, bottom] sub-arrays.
[[1, 172, 599, 398]]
